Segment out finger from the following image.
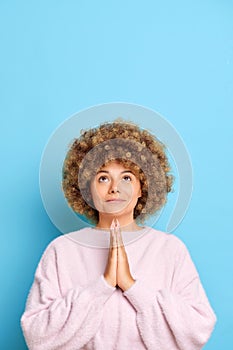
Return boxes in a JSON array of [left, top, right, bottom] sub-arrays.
[[115, 221, 127, 261], [115, 219, 124, 248], [112, 229, 117, 249], [110, 219, 117, 249]]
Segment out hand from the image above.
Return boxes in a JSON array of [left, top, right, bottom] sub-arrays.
[[103, 221, 118, 287], [115, 219, 135, 291], [103, 219, 135, 291]]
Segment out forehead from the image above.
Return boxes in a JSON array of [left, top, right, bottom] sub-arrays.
[[98, 161, 131, 172]]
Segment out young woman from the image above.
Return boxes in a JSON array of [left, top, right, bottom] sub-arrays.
[[21, 120, 216, 349]]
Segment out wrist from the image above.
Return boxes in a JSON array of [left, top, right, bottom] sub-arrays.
[[103, 274, 116, 288], [121, 278, 136, 292]]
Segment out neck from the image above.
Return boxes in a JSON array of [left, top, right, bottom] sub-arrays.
[[96, 213, 141, 231]]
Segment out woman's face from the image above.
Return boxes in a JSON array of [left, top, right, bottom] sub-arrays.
[[90, 161, 141, 219]]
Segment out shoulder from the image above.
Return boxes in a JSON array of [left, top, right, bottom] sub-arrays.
[[142, 227, 194, 264], [146, 228, 199, 276], [145, 226, 187, 251], [39, 227, 92, 258]]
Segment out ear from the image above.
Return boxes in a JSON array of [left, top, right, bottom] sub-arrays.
[[138, 188, 142, 198]]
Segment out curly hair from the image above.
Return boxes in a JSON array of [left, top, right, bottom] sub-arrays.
[[62, 119, 173, 224]]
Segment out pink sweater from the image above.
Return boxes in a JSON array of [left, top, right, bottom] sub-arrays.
[[21, 226, 216, 349]]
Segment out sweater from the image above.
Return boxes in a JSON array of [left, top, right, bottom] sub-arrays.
[[21, 226, 216, 350]]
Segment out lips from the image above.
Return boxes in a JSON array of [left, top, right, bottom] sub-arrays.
[[106, 199, 126, 202]]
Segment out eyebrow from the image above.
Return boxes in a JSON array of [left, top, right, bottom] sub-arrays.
[[96, 170, 134, 175]]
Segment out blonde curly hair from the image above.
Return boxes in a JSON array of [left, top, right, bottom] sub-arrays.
[[62, 120, 173, 224]]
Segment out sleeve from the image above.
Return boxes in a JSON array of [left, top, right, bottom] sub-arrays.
[[123, 238, 217, 350], [20, 242, 116, 350]]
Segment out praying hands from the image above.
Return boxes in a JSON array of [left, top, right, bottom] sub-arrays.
[[103, 219, 136, 291]]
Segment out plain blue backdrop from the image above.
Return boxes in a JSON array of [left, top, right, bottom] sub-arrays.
[[0, 1, 232, 349]]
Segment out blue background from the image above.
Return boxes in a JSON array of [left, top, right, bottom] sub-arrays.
[[0, 1, 232, 349]]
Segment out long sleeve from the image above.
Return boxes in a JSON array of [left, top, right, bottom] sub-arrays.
[[123, 238, 217, 350], [20, 241, 116, 350]]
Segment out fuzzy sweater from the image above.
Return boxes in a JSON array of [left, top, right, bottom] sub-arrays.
[[21, 226, 216, 350]]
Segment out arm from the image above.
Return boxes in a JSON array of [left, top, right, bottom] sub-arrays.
[[21, 242, 116, 350], [123, 239, 217, 350]]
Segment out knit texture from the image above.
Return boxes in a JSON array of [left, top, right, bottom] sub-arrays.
[[21, 227, 216, 349]]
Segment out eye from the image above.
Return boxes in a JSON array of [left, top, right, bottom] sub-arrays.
[[98, 175, 109, 183], [122, 175, 132, 182]]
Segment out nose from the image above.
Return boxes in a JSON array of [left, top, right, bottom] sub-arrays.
[[108, 179, 119, 194]]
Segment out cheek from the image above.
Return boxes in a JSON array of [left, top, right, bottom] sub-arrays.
[[117, 182, 133, 197], [132, 181, 141, 198], [90, 182, 106, 200], [117, 181, 141, 202]]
